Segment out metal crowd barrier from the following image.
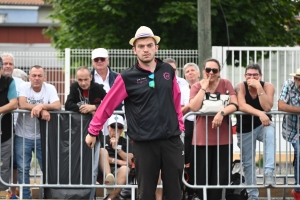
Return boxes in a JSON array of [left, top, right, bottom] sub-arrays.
[[0, 110, 298, 200], [182, 110, 296, 200]]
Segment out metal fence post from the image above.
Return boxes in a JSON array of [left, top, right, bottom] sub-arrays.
[[64, 48, 71, 104]]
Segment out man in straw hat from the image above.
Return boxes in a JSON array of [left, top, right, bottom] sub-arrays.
[[279, 68, 300, 200], [86, 26, 184, 200]]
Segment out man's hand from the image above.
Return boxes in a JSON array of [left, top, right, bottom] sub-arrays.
[[31, 104, 44, 118], [86, 134, 96, 148], [246, 79, 261, 89], [79, 104, 95, 114], [41, 110, 51, 121], [259, 112, 270, 126]]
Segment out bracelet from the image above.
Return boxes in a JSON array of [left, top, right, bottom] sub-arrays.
[[201, 88, 206, 92], [111, 158, 115, 163], [228, 103, 239, 111], [117, 149, 122, 153], [88, 132, 96, 137], [258, 92, 265, 96]]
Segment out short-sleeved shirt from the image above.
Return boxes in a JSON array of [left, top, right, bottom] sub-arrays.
[[190, 78, 235, 146], [278, 79, 300, 143], [100, 135, 133, 167], [8, 79, 17, 100], [15, 82, 60, 140]]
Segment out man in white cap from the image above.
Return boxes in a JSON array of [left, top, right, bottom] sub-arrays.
[[86, 26, 184, 200], [99, 114, 133, 200], [278, 68, 300, 199]]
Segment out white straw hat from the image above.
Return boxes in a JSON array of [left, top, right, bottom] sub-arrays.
[[129, 26, 160, 46], [290, 68, 300, 78]]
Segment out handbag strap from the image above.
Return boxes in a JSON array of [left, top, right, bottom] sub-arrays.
[[216, 92, 220, 100], [205, 92, 210, 100]]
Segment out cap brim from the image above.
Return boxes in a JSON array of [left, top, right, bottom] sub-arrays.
[[129, 36, 160, 46]]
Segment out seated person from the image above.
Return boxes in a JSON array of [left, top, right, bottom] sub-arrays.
[[99, 114, 133, 200]]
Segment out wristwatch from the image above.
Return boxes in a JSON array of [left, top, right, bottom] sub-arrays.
[[220, 111, 225, 116]]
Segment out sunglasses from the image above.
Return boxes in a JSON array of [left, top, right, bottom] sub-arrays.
[[148, 73, 155, 88], [205, 68, 219, 74], [245, 73, 259, 78], [93, 57, 106, 62], [110, 124, 124, 129]]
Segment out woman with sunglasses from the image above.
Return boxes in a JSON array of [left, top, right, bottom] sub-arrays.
[[189, 58, 238, 199]]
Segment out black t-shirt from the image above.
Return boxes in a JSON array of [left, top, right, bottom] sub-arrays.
[[99, 135, 133, 166]]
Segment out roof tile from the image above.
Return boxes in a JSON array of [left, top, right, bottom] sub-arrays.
[[0, 0, 47, 5]]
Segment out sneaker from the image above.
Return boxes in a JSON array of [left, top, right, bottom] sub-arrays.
[[292, 189, 300, 200], [103, 194, 112, 200], [187, 194, 201, 200], [105, 173, 115, 194], [6, 194, 18, 199], [264, 171, 275, 186]]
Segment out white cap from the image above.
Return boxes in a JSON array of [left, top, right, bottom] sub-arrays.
[[108, 114, 124, 126], [91, 48, 108, 59]]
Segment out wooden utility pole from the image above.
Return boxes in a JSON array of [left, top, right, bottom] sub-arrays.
[[198, 0, 212, 67]]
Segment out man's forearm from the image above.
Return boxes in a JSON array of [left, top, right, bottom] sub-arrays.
[[41, 101, 61, 111]]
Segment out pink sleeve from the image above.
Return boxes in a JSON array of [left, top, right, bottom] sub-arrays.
[[88, 75, 128, 135], [173, 76, 185, 131]]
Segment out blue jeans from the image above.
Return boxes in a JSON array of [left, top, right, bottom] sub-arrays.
[[292, 142, 300, 192], [15, 136, 43, 199], [237, 123, 275, 199]]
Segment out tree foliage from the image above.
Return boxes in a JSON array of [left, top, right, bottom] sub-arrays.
[[44, 0, 300, 50]]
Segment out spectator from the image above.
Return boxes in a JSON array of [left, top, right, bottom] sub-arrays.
[[1, 53, 24, 95], [15, 65, 61, 199], [181, 62, 200, 200], [65, 66, 107, 199], [65, 66, 106, 114], [1, 52, 24, 199], [278, 68, 300, 200], [91, 47, 122, 113], [235, 63, 275, 200], [189, 58, 238, 199], [163, 58, 188, 88], [100, 114, 133, 200], [13, 69, 28, 82], [86, 26, 184, 200], [0, 57, 18, 197]]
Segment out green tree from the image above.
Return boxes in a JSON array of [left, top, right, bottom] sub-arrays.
[[44, 0, 300, 50]]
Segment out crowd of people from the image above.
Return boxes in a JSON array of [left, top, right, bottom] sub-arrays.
[[1, 25, 300, 200]]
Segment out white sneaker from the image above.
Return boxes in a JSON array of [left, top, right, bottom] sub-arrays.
[[105, 173, 115, 194]]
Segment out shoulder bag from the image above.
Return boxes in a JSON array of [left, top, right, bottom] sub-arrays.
[[199, 92, 230, 113]]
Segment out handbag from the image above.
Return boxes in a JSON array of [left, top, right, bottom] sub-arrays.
[[199, 92, 230, 113]]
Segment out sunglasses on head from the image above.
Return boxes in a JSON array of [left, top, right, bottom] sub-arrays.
[[205, 68, 219, 74], [148, 73, 155, 88], [93, 57, 106, 62], [110, 124, 124, 130]]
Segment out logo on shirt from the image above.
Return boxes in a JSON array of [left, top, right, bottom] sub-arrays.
[[136, 77, 147, 84], [163, 72, 170, 80], [27, 97, 44, 105]]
